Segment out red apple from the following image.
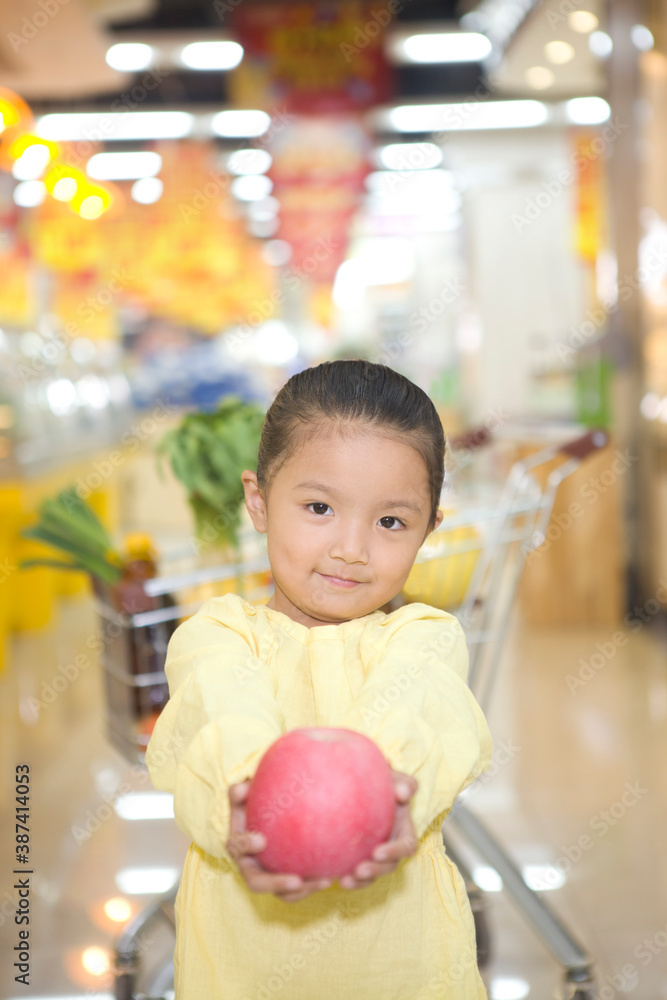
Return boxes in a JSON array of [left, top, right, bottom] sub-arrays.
[[245, 727, 396, 880]]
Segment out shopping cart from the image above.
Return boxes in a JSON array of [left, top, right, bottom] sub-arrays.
[[110, 426, 609, 1000]]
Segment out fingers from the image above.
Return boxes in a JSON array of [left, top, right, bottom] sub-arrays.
[[339, 795, 419, 890], [277, 878, 333, 904], [237, 856, 302, 895], [237, 857, 331, 902], [392, 771, 418, 803], [227, 830, 266, 863]]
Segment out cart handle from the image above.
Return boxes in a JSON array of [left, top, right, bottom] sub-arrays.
[[448, 427, 493, 453], [558, 428, 609, 460]]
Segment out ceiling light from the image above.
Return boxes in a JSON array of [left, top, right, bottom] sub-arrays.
[[79, 195, 105, 220], [212, 109, 271, 138], [87, 151, 162, 181], [254, 321, 299, 364], [131, 176, 164, 204], [377, 142, 443, 170], [106, 42, 153, 72], [180, 40, 243, 70], [115, 867, 179, 894], [114, 792, 174, 820], [13, 180, 46, 207], [53, 176, 78, 201], [545, 40, 575, 64], [74, 183, 113, 219], [386, 99, 548, 132], [248, 217, 280, 238], [565, 96, 610, 124], [365, 168, 455, 195], [631, 24, 654, 51], [36, 111, 193, 142], [589, 31, 613, 58], [568, 10, 599, 33], [261, 239, 292, 266], [348, 237, 415, 286], [525, 66, 555, 90], [227, 148, 272, 175], [333, 259, 366, 310], [247, 195, 280, 220], [12, 144, 51, 180], [231, 174, 273, 201], [394, 32, 492, 63]]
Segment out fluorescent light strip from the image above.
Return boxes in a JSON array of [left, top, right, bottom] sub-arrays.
[[87, 151, 162, 180], [180, 40, 243, 70], [386, 99, 548, 132], [35, 98, 606, 148], [392, 31, 493, 64], [376, 141, 443, 170], [565, 96, 610, 125], [106, 42, 153, 71], [212, 109, 271, 138], [36, 111, 193, 142]]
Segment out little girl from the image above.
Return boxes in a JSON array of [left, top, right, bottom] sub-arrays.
[[146, 359, 492, 999]]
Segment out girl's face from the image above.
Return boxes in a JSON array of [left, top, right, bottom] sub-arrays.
[[241, 426, 443, 628]]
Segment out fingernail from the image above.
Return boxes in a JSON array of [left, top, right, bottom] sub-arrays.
[[374, 849, 387, 861], [286, 877, 300, 890], [251, 834, 265, 849], [397, 782, 410, 797]]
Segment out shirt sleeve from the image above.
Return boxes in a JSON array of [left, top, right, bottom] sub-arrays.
[[145, 595, 285, 861], [340, 603, 492, 840]]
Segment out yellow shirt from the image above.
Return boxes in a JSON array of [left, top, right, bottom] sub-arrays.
[[146, 593, 492, 1000]]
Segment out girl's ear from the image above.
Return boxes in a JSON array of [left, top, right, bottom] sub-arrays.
[[241, 470, 268, 533], [421, 508, 444, 546]]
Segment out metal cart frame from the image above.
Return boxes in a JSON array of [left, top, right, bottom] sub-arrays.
[[111, 428, 609, 1000]]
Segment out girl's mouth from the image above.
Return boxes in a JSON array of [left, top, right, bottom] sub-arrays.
[[318, 573, 362, 589]]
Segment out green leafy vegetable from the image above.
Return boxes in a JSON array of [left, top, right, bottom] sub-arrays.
[[156, 395, 265, 551], [20, 488, 123, 584]]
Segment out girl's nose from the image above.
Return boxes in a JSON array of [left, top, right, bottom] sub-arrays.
[[328, 524, 369, 565]]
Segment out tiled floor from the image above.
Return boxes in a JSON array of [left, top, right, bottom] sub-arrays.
[[0, 591, 665, 998]]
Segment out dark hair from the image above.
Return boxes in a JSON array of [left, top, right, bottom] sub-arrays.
[[256, 360, 445, 531]]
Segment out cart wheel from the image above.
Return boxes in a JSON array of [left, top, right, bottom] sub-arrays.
[[561, 973, 596, 1000]]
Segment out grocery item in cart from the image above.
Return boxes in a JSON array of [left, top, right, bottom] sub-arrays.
[[401, 507, 480, 610], [106, 533, 176, 739]]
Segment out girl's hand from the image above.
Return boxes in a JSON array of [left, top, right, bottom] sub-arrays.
[[226, 781, 333, 904], [338, 770, 419, 891]]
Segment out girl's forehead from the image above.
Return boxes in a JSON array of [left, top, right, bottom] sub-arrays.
[[281, 426, 430, 485], [293, 425, 417, 460]]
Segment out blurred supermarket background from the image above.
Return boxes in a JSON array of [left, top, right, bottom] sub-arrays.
[[1, 0, 666, 996]]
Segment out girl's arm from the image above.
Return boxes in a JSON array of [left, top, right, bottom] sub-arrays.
[[145, 597, 285, 863], [340, 606, 492, 842]]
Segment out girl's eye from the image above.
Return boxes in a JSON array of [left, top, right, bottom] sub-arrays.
[[306, 502, 333, 516], [379, 516, 404, 530]]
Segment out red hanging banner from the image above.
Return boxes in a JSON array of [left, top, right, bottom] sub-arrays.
[[231, 1, 395, 114]]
